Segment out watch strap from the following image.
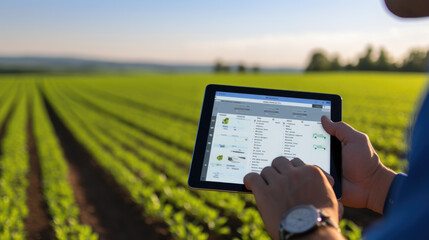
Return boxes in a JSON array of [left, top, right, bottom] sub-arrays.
[[318, 210, 340, 232], [280, 206, 340, 240]]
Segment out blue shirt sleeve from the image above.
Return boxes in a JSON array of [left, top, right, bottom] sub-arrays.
[[382, 173, 407, 214], [365, 89, 429, 239]]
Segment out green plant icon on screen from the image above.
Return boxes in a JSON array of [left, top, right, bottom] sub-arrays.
[[222, 118, 229, 124], [313, 144, 326, 150], [217, 155, 223, 160], [313, 133, 327, 139]]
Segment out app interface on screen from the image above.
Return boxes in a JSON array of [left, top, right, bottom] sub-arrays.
[[201, 91, 332, 184]]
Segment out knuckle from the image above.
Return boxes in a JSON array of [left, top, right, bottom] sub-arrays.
[[303, 165, 323, 177], [338, 121, 346, 125], [291, 158, 304, 165], [272, 156, 287, 166], [260, 166, 272, 176], [327, 175, 335, 185], [337, 121, 347, 129], [356, 131, 369, 141]]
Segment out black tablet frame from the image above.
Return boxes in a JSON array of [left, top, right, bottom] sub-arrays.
[[188, 84, 343, 199]]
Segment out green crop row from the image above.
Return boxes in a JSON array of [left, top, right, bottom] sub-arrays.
[[61, 74, 417, 168], [48, 81, 232, 235], [44, 73, 422, 239], [73, 81, 200, 123], [41, 81, 212, 240], [0, 80, 14, 103], [0, 84, 17, 131], [31, 82, 98, 240], [52, 75, 366, 239], [0, 84, 29, 240], [61, 83, 197, 150], [53, 83, 270, 239], [0, 72, 422, 240]]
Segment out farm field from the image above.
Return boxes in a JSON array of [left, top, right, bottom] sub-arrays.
[[0, 72, 426, 240]]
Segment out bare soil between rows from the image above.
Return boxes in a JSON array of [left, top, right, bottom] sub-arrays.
[[25, 110, 55, 240], [42, 93, 170, 240]]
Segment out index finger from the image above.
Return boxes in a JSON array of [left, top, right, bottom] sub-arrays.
[[243, 172, 266, 195], [271, 156, 293, 173]]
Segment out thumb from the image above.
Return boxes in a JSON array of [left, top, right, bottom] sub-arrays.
[[321, 115, 358, 143], [321, 115, 336, 136]]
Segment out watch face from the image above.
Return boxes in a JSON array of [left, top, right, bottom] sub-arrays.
[[283, 206, 318, 233]]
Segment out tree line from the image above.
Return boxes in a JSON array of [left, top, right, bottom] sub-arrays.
[[213, 61, 260, 74], [306, 46, 429, 72]]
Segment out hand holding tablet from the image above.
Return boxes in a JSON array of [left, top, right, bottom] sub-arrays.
[[188, 84, 342, 199]]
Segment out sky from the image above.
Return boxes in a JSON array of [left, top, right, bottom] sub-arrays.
[[1, 0, 429, 68]]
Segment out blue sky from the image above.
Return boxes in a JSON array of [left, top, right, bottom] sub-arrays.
[[1, 0, 429, 68]]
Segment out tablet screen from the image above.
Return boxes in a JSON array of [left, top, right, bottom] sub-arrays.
[[200, 91, 331, 184]]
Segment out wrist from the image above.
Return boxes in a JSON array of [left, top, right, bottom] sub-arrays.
[[279, 205, 341, 240], [317, 206, 339, 224], [367, 163, 396, 214], [293, 207, 343, 240]]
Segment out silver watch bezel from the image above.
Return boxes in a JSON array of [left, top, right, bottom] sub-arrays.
[[279, 205, 319, 240]]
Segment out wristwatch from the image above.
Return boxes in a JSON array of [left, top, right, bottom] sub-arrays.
[[279, 205, 339, 240]]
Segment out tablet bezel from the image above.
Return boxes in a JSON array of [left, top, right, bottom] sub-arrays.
[[188, 84, 342, 199]]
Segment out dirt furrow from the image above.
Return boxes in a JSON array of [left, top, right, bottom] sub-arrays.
[[25, 110, 55, 240], [42, 93, 170, 240]]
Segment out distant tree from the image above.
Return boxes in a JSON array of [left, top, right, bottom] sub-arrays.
[[356, 46, 375, 71], [374, 48, 396, 71], [223, 65, 231, 73], [343, 63, 356, 71], [330, 56, 341, 71], [214, 61, 223, 73], [305, 45, 428, 72], [214, 60, 231, 73], [305, 51, 332, 71], [237, 63, 246, 73], [401, 49, 429, 72], [251, 65, 260, 74]]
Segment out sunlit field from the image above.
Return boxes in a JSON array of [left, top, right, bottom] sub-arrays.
[[0, 72, 426, 240]]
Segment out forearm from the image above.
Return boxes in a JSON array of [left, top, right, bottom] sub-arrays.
[[367, 164, 396, 214]]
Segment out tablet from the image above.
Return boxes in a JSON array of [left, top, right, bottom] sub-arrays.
[[188, 84, 342, 199]]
